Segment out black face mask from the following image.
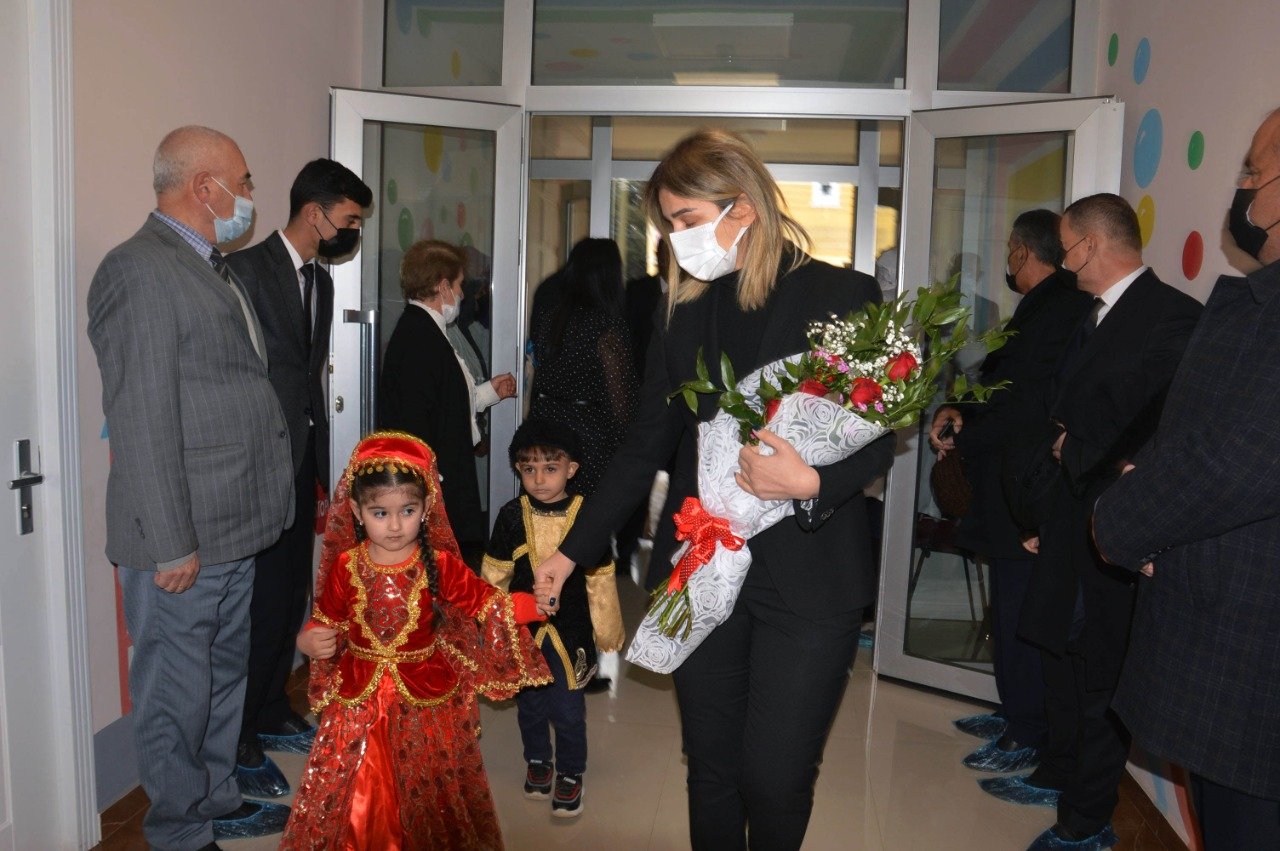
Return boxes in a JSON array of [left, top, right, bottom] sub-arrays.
[[1005, 246, 1027, 293], [314, 210, 361, 259], [1228, 176, 1280, 260]]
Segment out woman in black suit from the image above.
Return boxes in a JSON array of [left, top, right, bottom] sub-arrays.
[[535, 130, 895, 850], [379, 239, 514, 555]]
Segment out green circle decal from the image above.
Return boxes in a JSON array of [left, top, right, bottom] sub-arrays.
[[1188, 131, 1205, 170], [1108, 34, 1119, 67], [386, 179, 398, 205], [397, 208, 414, 251]]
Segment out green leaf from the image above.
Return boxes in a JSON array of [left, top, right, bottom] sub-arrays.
[[682, 387, 698, 413], [695, 349, 710, 384], [720, 352, 737, 390]]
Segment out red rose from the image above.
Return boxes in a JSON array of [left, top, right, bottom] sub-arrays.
[[764, 398, 781, 423], [886, 351, 918, 382], [796, 379, 831, 398], [849, 377, 883, 407]]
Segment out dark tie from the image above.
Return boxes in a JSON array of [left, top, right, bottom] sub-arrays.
[[1055, 298, 1105, 387], [1080, 297, 1103, 340], [209, 247, 233, 284], [301, 263, 316, 349]]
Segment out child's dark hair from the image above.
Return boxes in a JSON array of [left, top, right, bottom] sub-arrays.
[[508, 417, 582, 468], [351, 466, 443, 627]]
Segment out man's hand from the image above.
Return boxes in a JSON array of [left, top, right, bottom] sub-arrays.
[[928, 407, 963, 457], [492, 373, 517, 400], [1021, 534, 1040, 555], [297, 625, 339, 660], [1140, 563, 1154, 577], [154, 554, 200, 594], [1051, 430, 1067, 461], [735, 429, 820, 501], [534, 551, 576, 616]]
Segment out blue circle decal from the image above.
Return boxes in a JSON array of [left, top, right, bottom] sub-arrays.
[[1134, 108, 1163, 189], [1133, 38, 1151, 84]]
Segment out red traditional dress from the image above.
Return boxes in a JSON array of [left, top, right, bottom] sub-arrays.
[[281, 433, 551, 851]]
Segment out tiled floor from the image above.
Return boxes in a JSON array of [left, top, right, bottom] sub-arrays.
[[96, 574, 1188, 850]]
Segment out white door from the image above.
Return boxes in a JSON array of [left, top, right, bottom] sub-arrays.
[[328, 89, 524, 516], [1, 0, 91, 847], [875, 97, 1125, 700]]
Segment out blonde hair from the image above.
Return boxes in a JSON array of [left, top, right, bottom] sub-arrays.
[[643, 129, 811, 315]]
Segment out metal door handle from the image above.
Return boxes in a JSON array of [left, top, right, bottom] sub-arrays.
[[9, 439, 42, 534]]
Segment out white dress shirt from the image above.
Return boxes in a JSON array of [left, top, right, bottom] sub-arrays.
[[1094, 265, 1148, 325], [409, 300, 499, 446]]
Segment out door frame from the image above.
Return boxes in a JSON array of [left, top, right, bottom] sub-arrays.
[[874, 96, 1125, 700], [328, 88, 526, 512]]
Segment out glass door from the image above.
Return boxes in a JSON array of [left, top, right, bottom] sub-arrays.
[[875, 97, 1124, 700], [328, 89, 524, 522]]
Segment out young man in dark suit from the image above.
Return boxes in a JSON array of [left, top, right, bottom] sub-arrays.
[[1017, 194, 1202, 851], [1094, 108, 1280, 850], [929, 210, 1094, 778], [226, 159, 372, 797]]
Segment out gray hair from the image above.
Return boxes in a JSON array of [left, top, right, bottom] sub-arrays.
[[152, 125, 233, 195]]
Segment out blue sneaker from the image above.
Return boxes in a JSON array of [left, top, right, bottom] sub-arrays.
[[953, 713, 1006, 739], [979, 774, 1061, 808], [211, 801, 291, 840], [963, 737, 1039, 772], [1026, 824, 1118, 850]]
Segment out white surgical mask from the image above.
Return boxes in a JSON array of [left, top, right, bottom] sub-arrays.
[[440, 287, 461, 325], [204, 177, 254, 244], [668, 203, 749, 281]]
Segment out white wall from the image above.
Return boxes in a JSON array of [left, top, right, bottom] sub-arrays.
[[1096, 2, 1280, 846], [73, 0, 362, 806]]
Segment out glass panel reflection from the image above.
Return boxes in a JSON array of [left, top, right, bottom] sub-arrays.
[[383, 0, 504, 86], [906, 131, 1069, 674], [938, 0, 1074, 93], [532, 1, 906, 88]]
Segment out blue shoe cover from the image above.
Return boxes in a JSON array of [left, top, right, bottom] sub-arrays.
[[1026, 824, 1118, 850], [963, 739, 1040, 772], [258, 726, 315, 755], [979, 774, 1061, 808], [953, 713, 1006, 739], [235, 756, 290, 798], [211, 801, 291, 840]]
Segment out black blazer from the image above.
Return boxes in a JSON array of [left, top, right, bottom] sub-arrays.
[[560, 257, 896, 620], [227, 231, 332, 488], [378, 305, 485, 543], [952, 271, 1093, 559], [1095, 261, 1280, 799], [1018, 268, 1201, 686]]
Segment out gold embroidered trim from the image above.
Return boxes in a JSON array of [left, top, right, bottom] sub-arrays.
[[521, 495, 582, 573], [364, 546, 421, 575], [472, 592, 553, 694]]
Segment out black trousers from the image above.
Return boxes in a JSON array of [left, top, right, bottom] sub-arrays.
[[1030, 640, 1131, 835], [1191, 773, 1280, 851], [672, 561, 860, 851], [989, 557, 1046, 746], [516, 634, 587, 776], [241, 429, 317, 741]]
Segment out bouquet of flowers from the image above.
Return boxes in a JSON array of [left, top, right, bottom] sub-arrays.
[[626, 282, 1008, 674]]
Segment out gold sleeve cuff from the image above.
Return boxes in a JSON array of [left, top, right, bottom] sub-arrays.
[[481, 555, 514, 592], [586, 567, 625, 653]]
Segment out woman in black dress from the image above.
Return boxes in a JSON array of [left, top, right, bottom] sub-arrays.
[[534, 130, 895, 850], [529, 238, 638, 496]]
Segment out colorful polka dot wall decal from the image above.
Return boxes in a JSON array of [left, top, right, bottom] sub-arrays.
[[569, 48, 599, 59], [438, 205, 448, 225], [1136, 195, 1156, 247], [460, 232, 474, 248], [457, 203, 467, 229], [1134, 109, 1163, 189], [451, 50, 461, 80], [397, 208, 414, 251], [1108, 34, 1119, 67], [1182, 231, 1204, 279], [393, 0, 413, 35], [423, 130, 444, 173], [1188, 131, 1205, 170], [416, 11, 431, 38], [1133, 37, 1151, 85], [386, 180, 398, 205], [441, 154, 453, 183], [546, 61, 585, 73]]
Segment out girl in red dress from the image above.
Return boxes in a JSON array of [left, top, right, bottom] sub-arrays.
[[281, 432, 551, 851]]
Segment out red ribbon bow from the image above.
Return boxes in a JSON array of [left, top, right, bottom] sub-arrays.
[[668, 497, 745, 593]]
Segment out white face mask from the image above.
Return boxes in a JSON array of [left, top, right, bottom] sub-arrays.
[[439, 285, 461, 325], [668, 203, 749, 281]]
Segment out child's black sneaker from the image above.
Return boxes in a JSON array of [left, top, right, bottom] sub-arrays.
[[523, 760, 553, 799], [551, 772, 583, 818]]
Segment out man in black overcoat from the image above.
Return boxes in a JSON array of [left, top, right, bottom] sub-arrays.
[[1018, 194, 1202, 850], [1094, 108, 1280, 850], [226, 159, 371, 796], [930, 210, 1092, 776]]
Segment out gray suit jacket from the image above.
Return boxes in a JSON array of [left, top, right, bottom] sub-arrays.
[[88, 215, 294, 570]]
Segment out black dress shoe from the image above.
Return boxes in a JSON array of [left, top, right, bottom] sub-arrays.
[[260, 713, 314, 737], [237, 738, 266, 769], [194, 843, 224, 851], [583, 676, 612, 694], [211, 800, 291, 840]]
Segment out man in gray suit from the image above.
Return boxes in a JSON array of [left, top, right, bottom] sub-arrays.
[[88, 126, 294, 850]]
